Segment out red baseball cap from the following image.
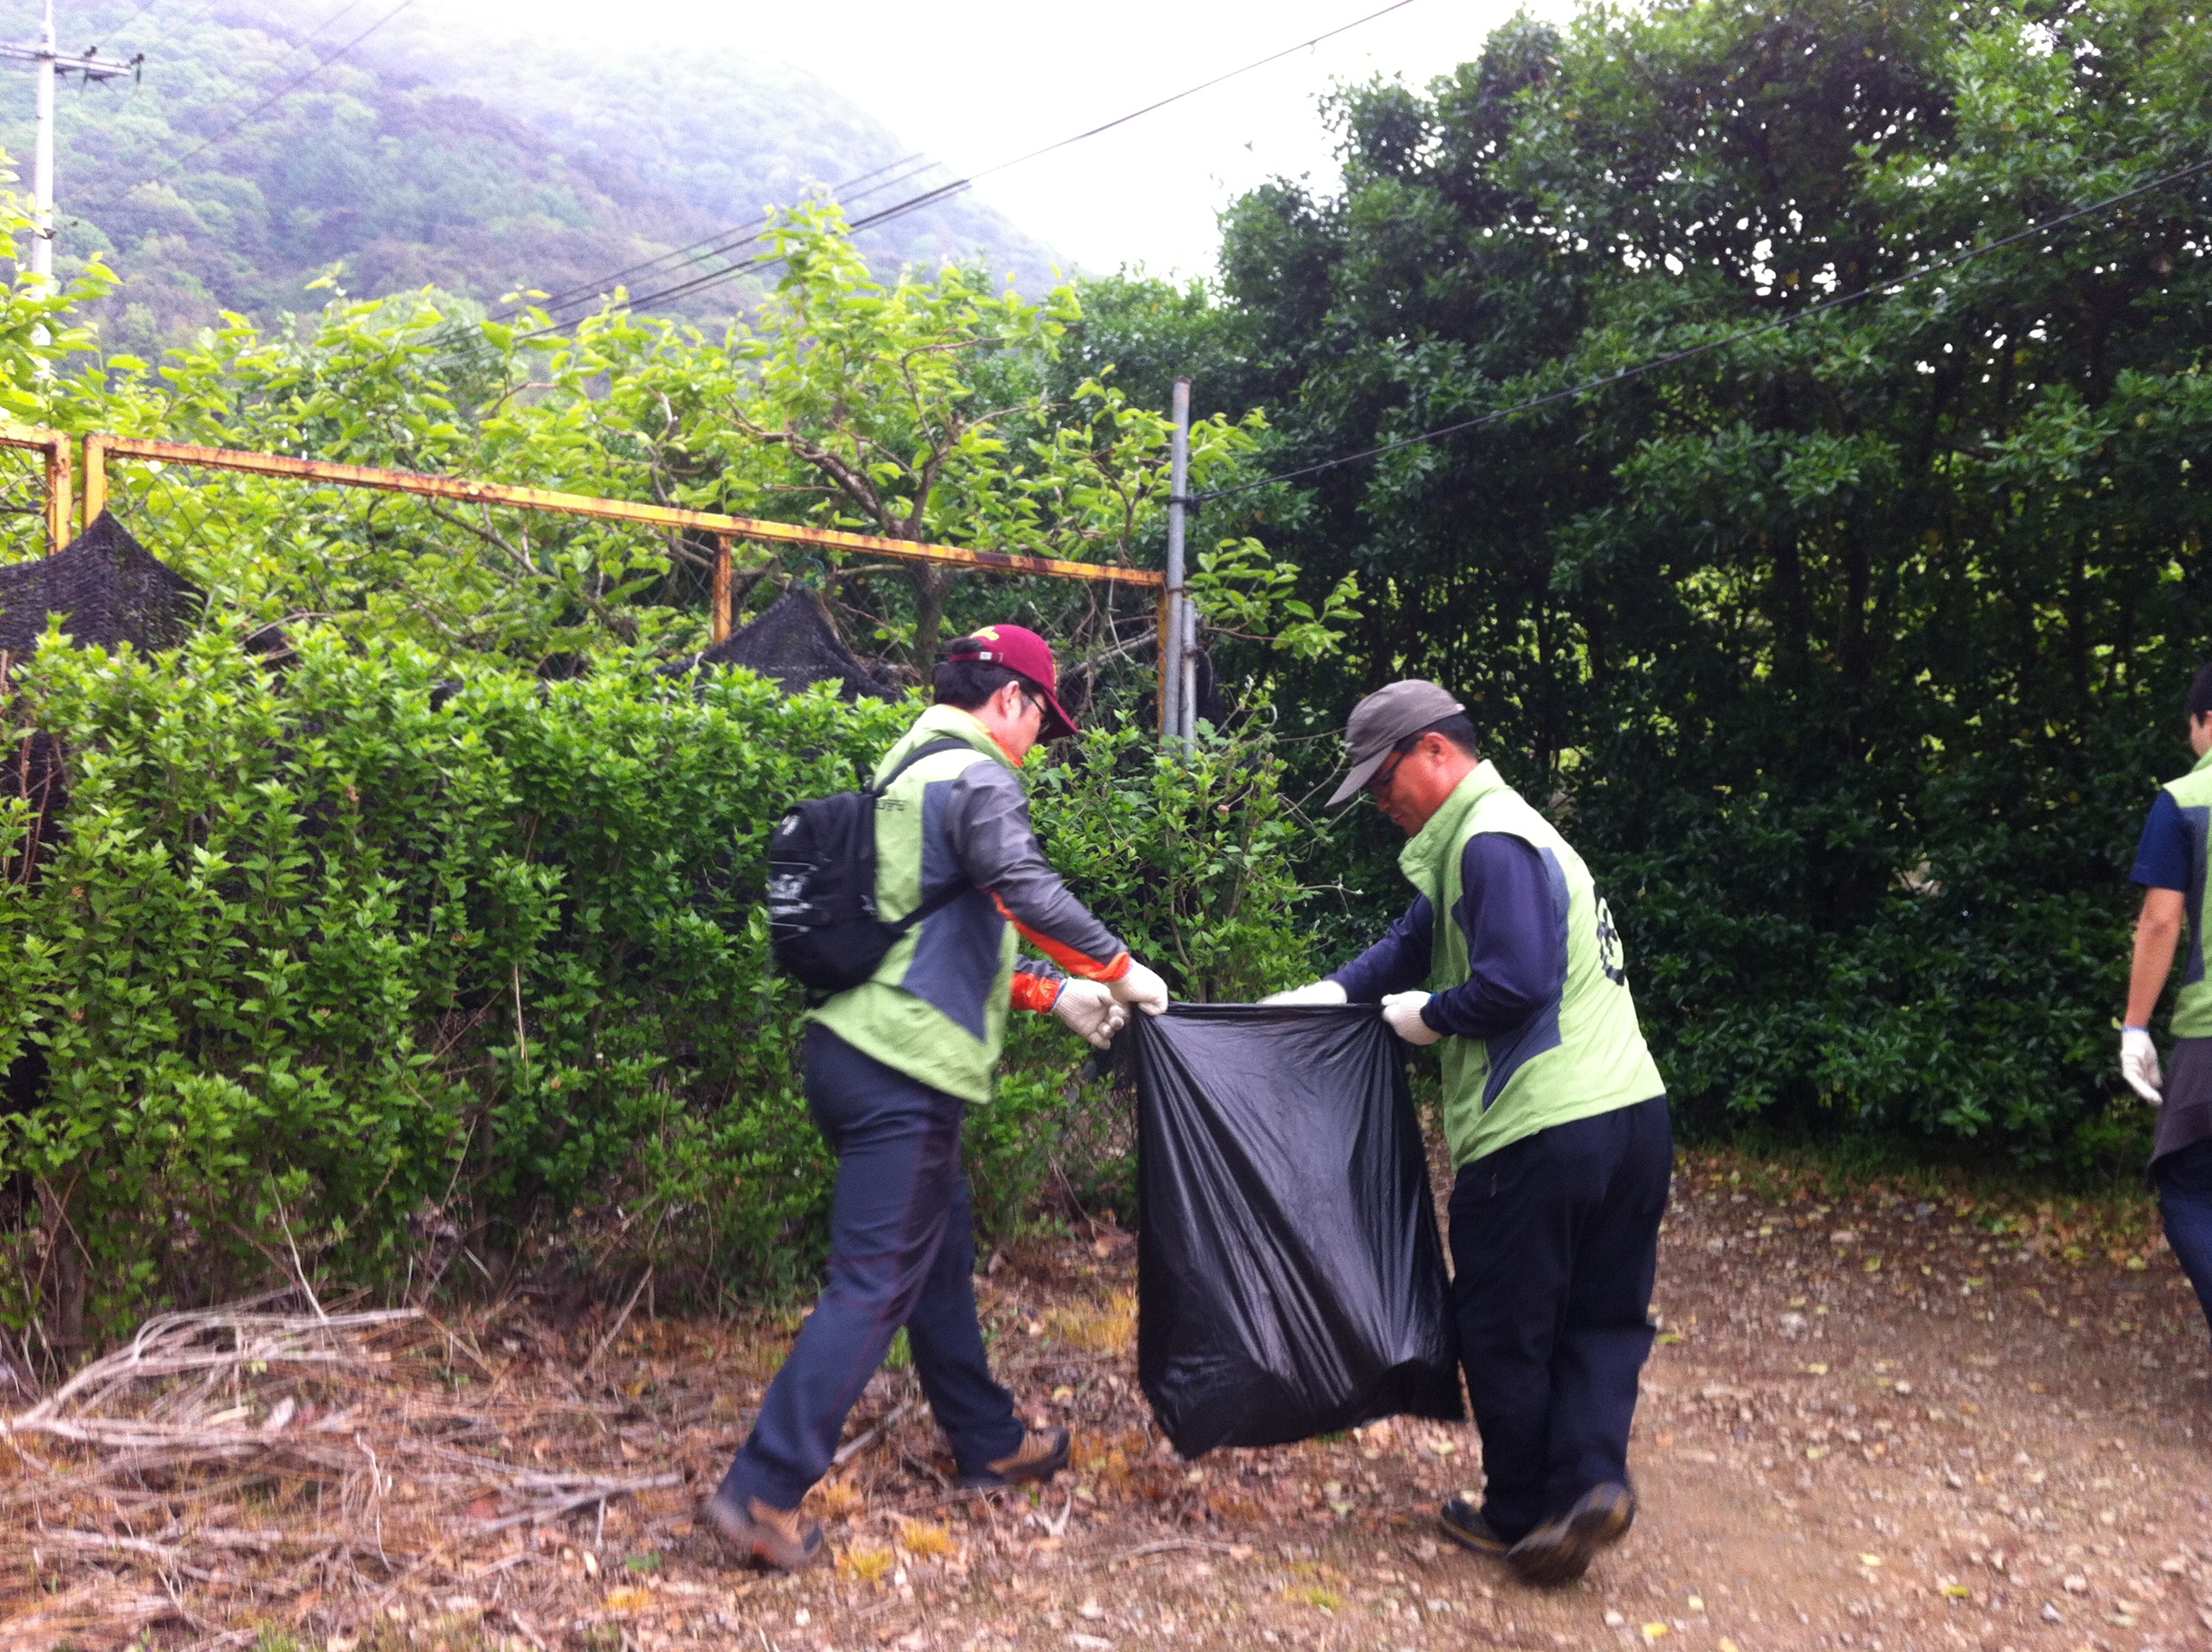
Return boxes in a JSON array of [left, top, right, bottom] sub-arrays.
[[945, 624, 1080, 740]]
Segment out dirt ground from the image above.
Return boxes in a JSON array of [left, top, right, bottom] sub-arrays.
[[8, 1147, 2212, 1652]]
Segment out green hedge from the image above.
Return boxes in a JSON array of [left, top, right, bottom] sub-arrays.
[[0, 629, 1314, 1340]]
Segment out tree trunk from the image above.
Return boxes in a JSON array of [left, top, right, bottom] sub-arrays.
[[906, 564, 957, 680]]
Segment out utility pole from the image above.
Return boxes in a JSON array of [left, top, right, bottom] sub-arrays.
[[1161, 375, 1191, 748], [0, 0, 140, 295]]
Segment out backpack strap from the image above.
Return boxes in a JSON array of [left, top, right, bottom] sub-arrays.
[[870, 735, 991, 938], [867, 736, 974, 796]]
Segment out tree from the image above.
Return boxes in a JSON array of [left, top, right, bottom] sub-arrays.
[[1150, 0, 2212, 1158], [631, 204, 1264, 680]]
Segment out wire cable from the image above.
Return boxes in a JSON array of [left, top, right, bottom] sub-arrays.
[[958, 0, 1417, 193], [615, 170, 968, 317], [1197, 151, 2212, 502], [517, 151, 930, 317], [123, 0, 226, 61], [510, 152, 942, 323], [63, 0, 372, 226], [90, 0, 168, 53], [519, 0, 1423, 331], [142, 0, 412, 183], [509, 172, 969, 341]]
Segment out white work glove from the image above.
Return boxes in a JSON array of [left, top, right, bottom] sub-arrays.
[[1382, 990, 1442, 1046], [1109, 957, 1171, 1017], [1052, 979, 1127, 1050], [1259, 980, 1349, 1007], [2121, 1027, 2163, 1104]]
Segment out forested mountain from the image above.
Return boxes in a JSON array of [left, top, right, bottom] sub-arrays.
[[0, 0, 1058, 355]]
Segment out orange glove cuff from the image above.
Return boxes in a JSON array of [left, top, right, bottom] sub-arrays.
[[1010, 972, 1063, 1015]]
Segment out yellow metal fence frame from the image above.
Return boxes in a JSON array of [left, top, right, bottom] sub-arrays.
[[1, 426, 1167, 643], [0, 424, 72, 552], [69, 433, 1163, 645]]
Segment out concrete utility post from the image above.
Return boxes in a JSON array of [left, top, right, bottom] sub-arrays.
[[0, 0, 141, 294], [1161, 375, 1192, 747]]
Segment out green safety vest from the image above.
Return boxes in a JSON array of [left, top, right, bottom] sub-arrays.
[[1398, 760, 1665, 1167], [810, 704, 1022, 1102], [2160, 749, 2212, 1038]]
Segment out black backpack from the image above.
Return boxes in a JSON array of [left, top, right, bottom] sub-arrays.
[[767, 737, 974, 993]]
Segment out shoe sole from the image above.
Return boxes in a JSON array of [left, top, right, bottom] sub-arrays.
[[1437, 1509, 1508, 1557], [956, 1458, 1068, 1490], [701, 1497, 824, 1573], [958, 1431, 1071, 1490], [744, 1533, 821, 1571], [1508, 1488, 1633, 1587]]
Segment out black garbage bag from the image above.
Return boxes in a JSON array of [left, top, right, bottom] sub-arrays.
[[1131, 1003, 1463, 1457]]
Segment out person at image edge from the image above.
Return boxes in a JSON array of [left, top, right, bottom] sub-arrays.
[[704, 625, 1171, 1571], [1264, 679, 1671, 1588], [2116, 660, 2212, 1351]]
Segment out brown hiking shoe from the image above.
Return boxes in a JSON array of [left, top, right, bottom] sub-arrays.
[[958, 1425, 1071, 1489], [701, 1490, 823, 1572]]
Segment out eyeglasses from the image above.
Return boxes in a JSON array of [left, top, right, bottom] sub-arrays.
[[1367, 746, 1412, 803]]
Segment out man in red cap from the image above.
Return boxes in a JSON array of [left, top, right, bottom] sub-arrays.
[[706, 624, 1170, 1570]]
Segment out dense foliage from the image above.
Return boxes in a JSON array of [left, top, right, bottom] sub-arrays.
[[0, 630, 1316, 1342], [0, 191, 1326, 1344], [6, 0, 2209, 1352], [1082, 0, 2212, 1163]]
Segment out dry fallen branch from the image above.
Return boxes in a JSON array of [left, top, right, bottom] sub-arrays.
[[3, 1307, 418, 1451], [475, 1471, 684, 1534], [0, 1301, 713, 1646], [0, 1580, 178, 1650], [832, 1397, 919, 1468]]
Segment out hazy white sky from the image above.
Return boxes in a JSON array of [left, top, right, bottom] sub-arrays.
[[452, 0, 1570, 279]]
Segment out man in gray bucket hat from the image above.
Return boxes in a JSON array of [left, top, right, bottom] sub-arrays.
[[1266, 681, 1671, 1588]]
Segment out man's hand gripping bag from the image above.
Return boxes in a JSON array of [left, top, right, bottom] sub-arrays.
[[1131, 1003, 1462, 1457]]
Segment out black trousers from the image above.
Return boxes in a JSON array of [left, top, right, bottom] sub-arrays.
[[1447, 1094, 1672, 1542], [718, 1026, 1024, 1510]]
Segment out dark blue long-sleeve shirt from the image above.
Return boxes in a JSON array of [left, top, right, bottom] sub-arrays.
[[1327, 833, 1566, 1038]]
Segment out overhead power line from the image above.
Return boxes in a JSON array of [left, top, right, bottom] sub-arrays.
[[509, 151, 942, 324], [518, 0, 1423, 333], [954, 0, 1417, 194], [91, 0, 168, 52], [123, 0, 227, 61], [143, 0, 412, 183], [1198, 152, 2212, 503], [609, 169, 969, 319], [509, 172, 969, 342]]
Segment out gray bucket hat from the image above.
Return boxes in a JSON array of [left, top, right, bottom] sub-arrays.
[[1326, 680, 1468, 808]]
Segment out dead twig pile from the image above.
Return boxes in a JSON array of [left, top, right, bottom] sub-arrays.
[[0, 1306, 681, 1649]]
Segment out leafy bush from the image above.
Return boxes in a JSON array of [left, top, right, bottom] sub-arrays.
[[0, 632, 1315, 1341], [1029, 716, 1316, 1003]]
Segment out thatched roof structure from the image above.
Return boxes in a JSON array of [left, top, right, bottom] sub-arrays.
[[0, 511, 201, 659], [682, 590, 893, 700]]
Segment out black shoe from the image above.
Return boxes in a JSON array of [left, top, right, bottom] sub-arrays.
[[958, 1425, 1071, 1490], [1439, 1496, 1511, 1556], [1505, 1482, 1636, 1588]]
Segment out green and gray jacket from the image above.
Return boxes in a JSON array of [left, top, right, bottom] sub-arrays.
[[2159, 749, 2212, 1039], [810, 704, 1128, 1102], [1331, 761, 1663, 1166]]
